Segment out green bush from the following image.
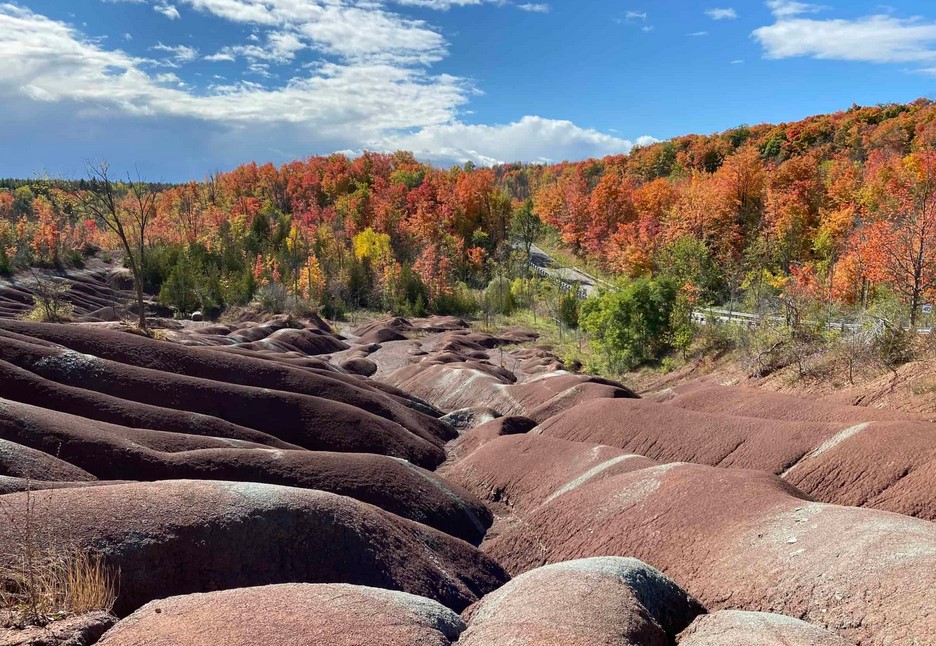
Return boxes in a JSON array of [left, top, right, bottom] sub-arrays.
[[389, 264, 429, 317], [558, 289, 580, 329], [580, 277, 678, 372], [434, 282, 479, 317], [483, 275, 517, 315]]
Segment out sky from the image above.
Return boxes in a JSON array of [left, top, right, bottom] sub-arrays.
[[1, 0, 935, 181]]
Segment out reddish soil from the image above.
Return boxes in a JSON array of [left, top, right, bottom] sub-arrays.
[[0, 480, 507, 616], [2, 303, 933, 645], [96, 584, 465, 646], [459, 558, 704, 646], [536, 397, 936, 520]]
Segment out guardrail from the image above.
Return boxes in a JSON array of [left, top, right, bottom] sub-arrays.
[[692, 307, 933, 334], [527, 262, 588, 299]]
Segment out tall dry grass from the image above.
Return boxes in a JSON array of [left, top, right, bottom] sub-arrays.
[[0, 485, 118, 627]]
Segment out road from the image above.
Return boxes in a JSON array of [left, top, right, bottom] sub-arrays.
[[527, 243, 606, 298], [526, 244, 934, 333]]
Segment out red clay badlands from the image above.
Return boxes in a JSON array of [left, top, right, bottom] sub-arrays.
[[2, 310, 934, 644]]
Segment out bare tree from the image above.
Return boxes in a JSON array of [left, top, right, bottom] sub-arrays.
[[72, 163, 155, 330]]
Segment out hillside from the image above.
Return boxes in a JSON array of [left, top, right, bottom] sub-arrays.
[[3, 99, 936, 329], [4, 288, 936, 644]]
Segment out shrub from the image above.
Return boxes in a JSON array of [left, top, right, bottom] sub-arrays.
[[389, 265, 429, 317], [256, 282, 288, 314], [736, 320, 789, 378], [874, 323, 913, 371], [483, 276, 517, 316], [434, 282, 479, 317], [557, 289, 580, 329], [580, 277, 678, 372], [21, 276, 74, 323]]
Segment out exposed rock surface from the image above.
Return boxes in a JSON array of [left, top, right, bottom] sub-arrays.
[[0, 480, 508, 616], [459, 558, 705, 646], [1, 612, 117, 646], [677, 610, 855, 645], [536, 397, 936, 520], [96, 584, 465, 646], [483, 463, 936, 646]]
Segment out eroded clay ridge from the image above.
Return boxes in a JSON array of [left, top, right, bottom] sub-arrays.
[[1, 309, 932, 645]]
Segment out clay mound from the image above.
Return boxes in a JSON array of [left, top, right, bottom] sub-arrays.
[[386, 361, 514, 412], [353, 316, 414, 337], [0, 359, 296, 448], [0, 437, 95, 482], [665, 384, 921, 423], [0, 476, 129, 495], [536, 398, 936, 520], [387, 358, 634, 417], [525, 380, 638, 422], [0, 396, 271, 458], [780, 419, 936, 520], [460, 558, 704, 646], [0, 399, 488, 542], [536, 398, 835, 475], [226, 320, 294, 342], [266, 327, 350, 354], [97, 584, 465, 646], [440, 407, 501, 432], [677, 611, 854, 645], [341, 356, 378, 376], [486, 462, 936, 645], [0, 331, 446, 467], [445, 434, 657, 513], [359, 326, 409, 344], [0, 480, 508, 616], [445, 416, 536, 461], [0, 320, 455, 445], [410, 315, 470, 333]]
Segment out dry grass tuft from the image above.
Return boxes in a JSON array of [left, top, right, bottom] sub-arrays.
[[0, 487, 118, 628]]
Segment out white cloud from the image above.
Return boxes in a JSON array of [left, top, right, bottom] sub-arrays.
[[625, 10, 647, 21], [152, 42, 198, 65], [642, 25, 653, 32], [392, 0, 488, 8], [517, 3, 549, 13], [123, 32, 133, 40], [154, 3, 180, 19], [178, 0, 446, 65], [0, 4, 466, 133], [0, 2, 654, 172], [766, 1, 825, 18], [753, 6, 936, 65], [154, 71, 182, 84], [731, 59, 744, 64], [206, 31, 306, 64], [705, 8, 737, 20], [688, 31, 709, 36], [377, 116, 656, 166], [204, 52, 236, 62]]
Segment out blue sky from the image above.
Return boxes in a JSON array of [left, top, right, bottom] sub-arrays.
[[1, 0, 935, 181]]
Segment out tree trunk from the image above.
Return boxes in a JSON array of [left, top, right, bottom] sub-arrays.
[[134, 268, 146, 330]]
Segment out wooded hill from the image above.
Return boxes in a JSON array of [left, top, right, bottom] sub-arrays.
[[3, 98, 936, 324]]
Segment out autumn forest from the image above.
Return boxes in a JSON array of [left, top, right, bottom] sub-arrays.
[[4, 98, 936, 373]]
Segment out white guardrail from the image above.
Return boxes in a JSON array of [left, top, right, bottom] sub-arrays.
[[692, 307, 933, 334]]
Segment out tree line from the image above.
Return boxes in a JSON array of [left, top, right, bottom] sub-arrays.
[[1, 99, 935, 366]]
